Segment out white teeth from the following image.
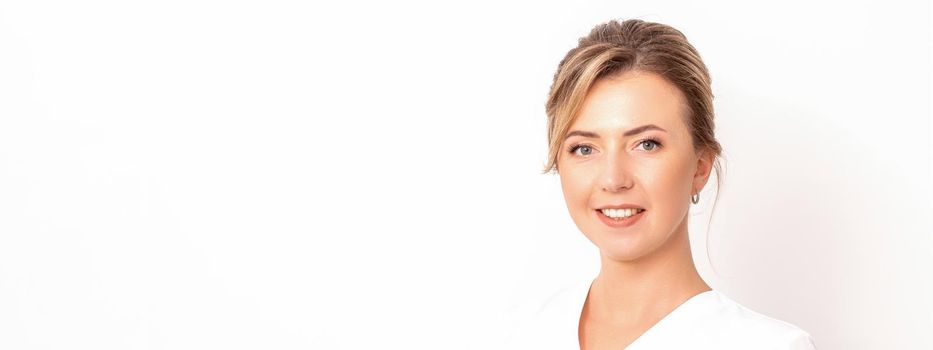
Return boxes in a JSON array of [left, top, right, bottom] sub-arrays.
[[600, 208, 644, 219]]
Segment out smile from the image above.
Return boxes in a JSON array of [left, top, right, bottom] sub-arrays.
[[595, 208, 645, 228], [600, 208, 644, 219]]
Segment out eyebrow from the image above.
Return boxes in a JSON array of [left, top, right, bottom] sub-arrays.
[[563, 124, 668, 141]]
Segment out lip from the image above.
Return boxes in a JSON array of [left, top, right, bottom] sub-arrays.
[[596, 203, 644, 210], [595, 208, 646, 228]]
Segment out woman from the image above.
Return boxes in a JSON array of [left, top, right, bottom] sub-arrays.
[[505, 19, 817, 349]]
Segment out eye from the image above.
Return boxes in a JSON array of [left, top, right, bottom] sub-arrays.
[[568, 144, 594, 157], [637, 138, 662, 151]]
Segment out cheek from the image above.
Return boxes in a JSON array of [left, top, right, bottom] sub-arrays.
[[639, 155, 694, 206], [559, 166, 593, 208]]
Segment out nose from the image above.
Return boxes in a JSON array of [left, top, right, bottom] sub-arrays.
[[601, 153, 633, 193]]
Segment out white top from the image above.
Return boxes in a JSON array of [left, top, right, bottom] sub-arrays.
[[504, 277, 817, 349]]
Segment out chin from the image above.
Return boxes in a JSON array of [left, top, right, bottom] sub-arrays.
[[595, 235, 657, 262], [577, 207, 685, 263], [579, 219, 669, 263]]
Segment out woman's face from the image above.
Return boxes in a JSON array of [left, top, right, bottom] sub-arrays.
[[557, 71, 712, 262]]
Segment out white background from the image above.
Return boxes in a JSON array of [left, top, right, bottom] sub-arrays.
[[1, 1, 931, 349]]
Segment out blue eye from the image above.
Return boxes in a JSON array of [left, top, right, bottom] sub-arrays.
[[568, 145, 593, 156], [638, 139, 662, 151]]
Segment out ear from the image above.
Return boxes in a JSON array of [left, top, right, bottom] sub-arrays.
[[692, 150, 714, 194]]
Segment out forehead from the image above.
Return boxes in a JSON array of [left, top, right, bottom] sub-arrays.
[[571, 71, 689, 134]]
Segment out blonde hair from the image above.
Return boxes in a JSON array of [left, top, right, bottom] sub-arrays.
[[543, 19, 726, 257], [543, 19, 723, 191]]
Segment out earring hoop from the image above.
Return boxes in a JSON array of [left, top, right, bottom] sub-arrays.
[[691, 193, 699, 204]]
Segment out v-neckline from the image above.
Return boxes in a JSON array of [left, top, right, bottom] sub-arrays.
[[575, 278, 716, 349]]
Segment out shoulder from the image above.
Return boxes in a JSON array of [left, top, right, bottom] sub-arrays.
[[500, 277, 591, 349], [698, 291, 818, 349], [507, 276, 589, 320]]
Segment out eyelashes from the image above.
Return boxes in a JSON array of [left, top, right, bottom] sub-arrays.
[[637, 138, 663, 151], [566, 137, 663, 157], [566, 144, 594, 156]]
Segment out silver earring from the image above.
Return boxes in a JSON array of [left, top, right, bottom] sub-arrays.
[[691, 193, 699, 204]]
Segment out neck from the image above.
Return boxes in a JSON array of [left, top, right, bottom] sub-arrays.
[[587, 218, 711, 324]]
